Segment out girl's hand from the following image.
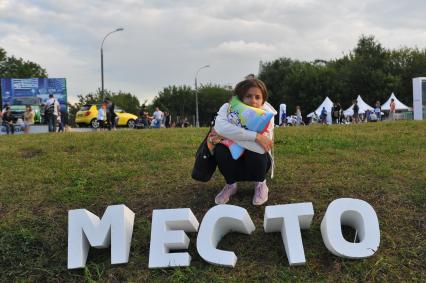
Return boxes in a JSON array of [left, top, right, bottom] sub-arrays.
[[255, 133, 272, 152]]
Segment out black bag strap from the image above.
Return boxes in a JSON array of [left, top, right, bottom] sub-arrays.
[[209, 113, 217, 128], [194, 114, 218, 158], [47, 99, 56, 110], [204, 113, 217, 140]]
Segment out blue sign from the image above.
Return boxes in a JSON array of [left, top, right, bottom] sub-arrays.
[[1, 78, 67, 111]]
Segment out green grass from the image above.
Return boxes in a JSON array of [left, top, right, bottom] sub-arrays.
[[0, 121, 425, 282]]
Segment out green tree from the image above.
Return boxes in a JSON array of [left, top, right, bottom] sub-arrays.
[[388, 47, 426, 104], [0, 47, 48, 108], [344, 35, 393, 103], [109, 92, 140, 114], [197, 84, 232, 125], [152, 84, 232, 126], [259, 58, 326, 119], [259, 35, 426, 118], [152, 85, 194, 123], [0, 47, 47, 78]]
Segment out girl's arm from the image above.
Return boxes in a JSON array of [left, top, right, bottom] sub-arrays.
[[258, 117, 274, 150], [214, 103, 257, 142], [264, 117, 274, 141]]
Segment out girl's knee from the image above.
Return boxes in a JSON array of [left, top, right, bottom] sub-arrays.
[[214, 145, 233, 161]]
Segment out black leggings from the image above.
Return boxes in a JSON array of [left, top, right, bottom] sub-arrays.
[[214, 144, 271, 184]]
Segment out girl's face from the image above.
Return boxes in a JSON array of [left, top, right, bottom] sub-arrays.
[[243, 87, 264, 108]]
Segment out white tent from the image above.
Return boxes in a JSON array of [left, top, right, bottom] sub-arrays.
[[307, 97, 334, 124], [344, 95, 374, 116], [381, 92, 410, 111], [279, 103, 286, 125]]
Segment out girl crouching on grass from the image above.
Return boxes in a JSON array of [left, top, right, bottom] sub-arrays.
[[208, 78, 276, 205]]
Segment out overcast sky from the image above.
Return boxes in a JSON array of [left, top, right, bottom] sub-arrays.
[[1, 0, 426, 104]]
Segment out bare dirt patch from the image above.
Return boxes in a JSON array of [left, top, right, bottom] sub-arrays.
[[19, 148, 44, 159]]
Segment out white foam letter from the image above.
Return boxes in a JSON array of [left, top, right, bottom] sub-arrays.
[[68, 204, 135, 269], [264, 203, 314, 265], [148, 208, 199, 268], [196, 205, 255, 267], [321, 198, 380, 258]]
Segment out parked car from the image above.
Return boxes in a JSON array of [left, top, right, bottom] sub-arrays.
[[10, 96, 43, 124], [75, 104, 138, 128]]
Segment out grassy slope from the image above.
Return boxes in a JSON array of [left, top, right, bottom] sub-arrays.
[[0, 121, 425, 282]]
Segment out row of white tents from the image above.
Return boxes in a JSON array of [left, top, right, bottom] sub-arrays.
[[279, 93, 410, 125], [279, 92, 411, 125]]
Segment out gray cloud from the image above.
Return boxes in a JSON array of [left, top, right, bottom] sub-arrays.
[[1, 0, 426, 103]]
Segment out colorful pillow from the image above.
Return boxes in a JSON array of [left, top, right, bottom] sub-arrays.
[[228, 96, 274, 133], [223, 96, 274, 159]]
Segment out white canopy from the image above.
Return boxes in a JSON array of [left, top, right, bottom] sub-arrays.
[[381, 92, 410, 111], [344, 95, 374, 116], [279, 103, 287, 125], [307, 96, 333, 124]]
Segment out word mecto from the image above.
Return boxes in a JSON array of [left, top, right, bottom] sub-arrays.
[[67, 198, 380, 269]]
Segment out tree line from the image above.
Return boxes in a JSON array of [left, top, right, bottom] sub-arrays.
[[2, 35, 426, 126], [260, 35, 426, 116], [0, 47, 47, 79], [151, 35, 426, 124]]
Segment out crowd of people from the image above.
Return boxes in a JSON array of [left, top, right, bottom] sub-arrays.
[[0, 96, 191, 134], [279, 98, 397, 126], [0, 89, 402, 135], [0, 94, 68, 135], [136, 105, 186, 129]]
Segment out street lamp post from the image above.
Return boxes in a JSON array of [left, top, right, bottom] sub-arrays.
[[195, 64, 210, 127], [101, 28, 124, 101]]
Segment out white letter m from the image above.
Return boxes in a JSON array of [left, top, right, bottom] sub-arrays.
[[67, 204, 135, 269]]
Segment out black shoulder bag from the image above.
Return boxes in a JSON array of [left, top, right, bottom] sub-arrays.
[[45, 100, 56, 116], [191, 115, 217, 182]]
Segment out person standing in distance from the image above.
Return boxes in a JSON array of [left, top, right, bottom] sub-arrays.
[[152, 107, 163, 128], [44, 94, 60, 132], [389, 98, 396, 121]]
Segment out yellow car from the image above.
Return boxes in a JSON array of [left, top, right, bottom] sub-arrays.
[[75, 104, 138, 128]]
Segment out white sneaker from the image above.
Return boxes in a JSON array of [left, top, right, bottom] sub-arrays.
[[253, 181, 268, 206], [215, 183, 237, 204]]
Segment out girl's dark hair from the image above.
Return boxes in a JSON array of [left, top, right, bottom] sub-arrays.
[[234, 78, 268, 103]]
